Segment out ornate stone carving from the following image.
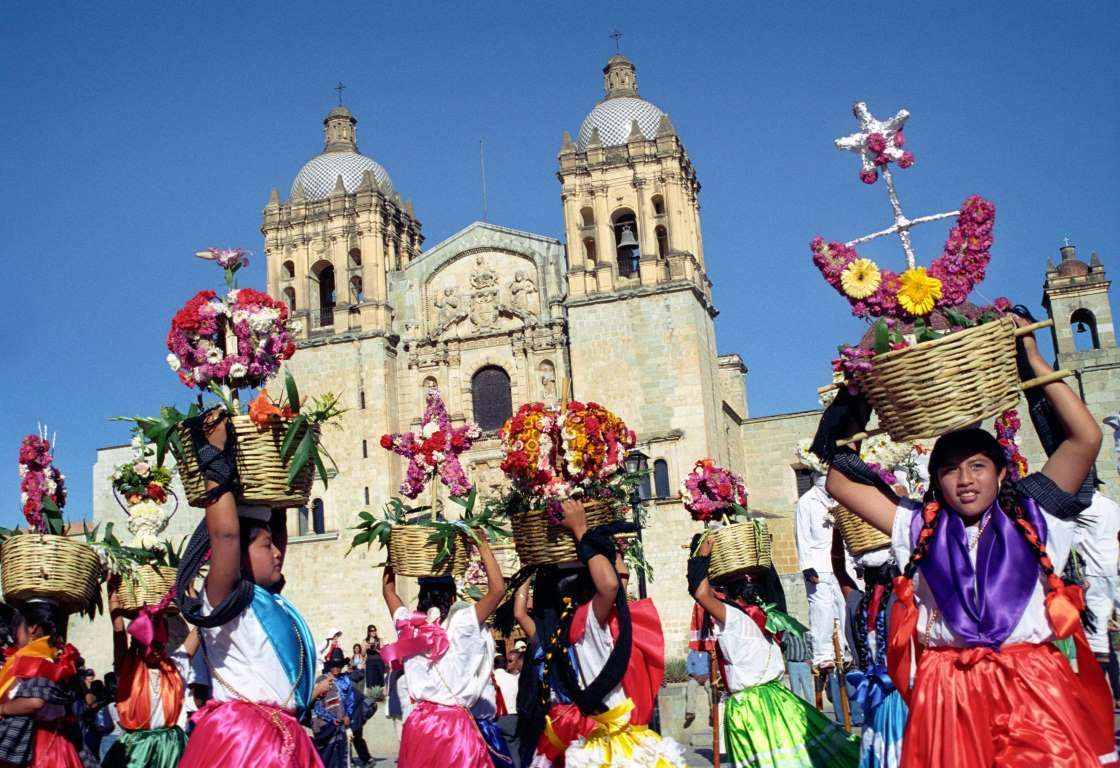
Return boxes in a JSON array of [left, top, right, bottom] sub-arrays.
[[433, 286, 461, 328], [468, 256, 501, 330], [473, 459, 510, 501], [509, 270, 539, 318]]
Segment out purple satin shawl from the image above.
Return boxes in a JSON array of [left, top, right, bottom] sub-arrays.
[[910, 499, 1046, 648]]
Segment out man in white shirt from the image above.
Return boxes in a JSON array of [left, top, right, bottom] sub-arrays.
[[795, 474, 850, 674], [1075, 492, 1120, 675]]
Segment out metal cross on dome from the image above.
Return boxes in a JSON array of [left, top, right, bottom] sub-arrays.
[[835, 101, 959, 271]]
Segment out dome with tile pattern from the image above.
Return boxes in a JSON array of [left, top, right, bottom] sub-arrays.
[[291, 151, 394, 201], [577, 96, 666, 148]]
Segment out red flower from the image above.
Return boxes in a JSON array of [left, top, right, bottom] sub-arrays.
[[147, 483, 167, 503], [380, 434, 393, 450], [860, 169, 878, 185]]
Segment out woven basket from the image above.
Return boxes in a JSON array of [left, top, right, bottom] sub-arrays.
[[834, 506, 891, 556], [388, 525, 469, 578], [177, 414, 316, 508], [853, 317, 1021, 442], [509, 499, 622, 567], [0, 535, 102, 614], [709, 520, 773, 583], [117, 565, 178, 613]]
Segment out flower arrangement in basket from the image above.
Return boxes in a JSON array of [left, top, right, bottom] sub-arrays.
[[680, 459, 771, 582], [812, 103, 1070, 442], [348, 388, 508, 577], [497, 399, 639, 566], [117, 249, 344, 508], [4, 429, 161, 617]]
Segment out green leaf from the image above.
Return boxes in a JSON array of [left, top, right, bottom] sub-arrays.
[[281, 414, 308, 460], [312, 446, 330, 488], [285, 371, 301, 413], [944, 308, 973, 329], [287, 431, 314, 487], [873, 319, 891, 354]]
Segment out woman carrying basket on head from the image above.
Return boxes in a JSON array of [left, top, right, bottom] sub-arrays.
[[513, 500, 686, 768], [687, 535, 859, 768], [817, 314, 1115, 768], [102, 579, 199, 768], [174, 411, 322, 768], [379, 530, 506, 768]]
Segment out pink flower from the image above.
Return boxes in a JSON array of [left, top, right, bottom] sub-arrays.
[[866, 133, 887, 153], [893, 131, 905, 148], [898, 151, 915, 169], [860, 169, 878, 185]]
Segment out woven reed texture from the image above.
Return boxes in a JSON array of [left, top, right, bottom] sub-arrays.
[[178, 414, 315, 508], [0, 535, 102, 614], [852, 317, 1021, 443], [709, 520, 773, 583], [509, 500, 622, 566], [388, 525, 469, 578], [834, 506, 891, 556], [117, 565, 178, 613]]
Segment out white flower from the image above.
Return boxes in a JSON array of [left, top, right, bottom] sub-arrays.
[[166, 353, 181, 372], [134, 461, 151, 478], [193, 368, 208, 383], [206, 347, 224, 364], [20, 492, 27, 505], [421, 421, 438, 439], [229, 363, 248, 378]]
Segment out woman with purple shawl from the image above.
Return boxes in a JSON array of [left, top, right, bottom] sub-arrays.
[[817, 316, 1114, 768]]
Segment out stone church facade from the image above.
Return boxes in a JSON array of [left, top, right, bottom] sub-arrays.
[[75, 54, 1119, 673]]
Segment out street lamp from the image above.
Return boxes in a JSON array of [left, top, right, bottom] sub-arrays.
[[624, 449, 650, 600]]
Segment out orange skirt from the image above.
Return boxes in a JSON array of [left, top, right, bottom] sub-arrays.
[[902, 642, 1114, 768]]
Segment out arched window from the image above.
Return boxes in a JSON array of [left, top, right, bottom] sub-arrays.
[[282, 260, 296, 279], [1071, 308, 1101, 351], [653, 459, 670, 499], [297, 506, 309, 536], [655, 226, 669, 259], [651, 195, 665, 216], [282, 287, 296, 311], [472, 366, 513, 432], [362, 439, 368, 458], [359, 389, 366, 409], [364, 487, 370, 506], [612, 209, 639, 278], [350, 275, 364, 303], [349, 248, 362, 268], [311, 499, 325, 534], [580, 207, 595, 227], [583, 237, 597, 265], [312, 262, 336, 327]]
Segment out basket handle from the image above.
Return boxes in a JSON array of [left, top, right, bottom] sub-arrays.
[[833, 428, 885, 448], [1013, 319, 1053, 337], [1021, 369, 1075, 391]]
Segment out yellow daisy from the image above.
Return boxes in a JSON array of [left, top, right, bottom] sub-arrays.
[[840, 258, 882, 299], [897, 267, 943, 316]]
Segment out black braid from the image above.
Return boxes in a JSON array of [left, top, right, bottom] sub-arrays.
[[902, 504, 940, 581], [853, 590, 872, 670], [1000, 480, 1061, 588]]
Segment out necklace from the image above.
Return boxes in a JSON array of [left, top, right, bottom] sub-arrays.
[[968, 512, 992, 553], [200, 603, 306, 764]]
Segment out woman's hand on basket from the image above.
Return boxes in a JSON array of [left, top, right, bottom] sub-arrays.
[[1009, 312, 1041, 359], [558, 499, 588, 540], [202, 408, 228, 451]]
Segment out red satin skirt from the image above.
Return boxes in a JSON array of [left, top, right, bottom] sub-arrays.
[[902, 642, 1115, 768], [533, 702, 597, 762], [31, 726, 83, 768], [178, 700, 323, 768], [397, 699, 492, 768]]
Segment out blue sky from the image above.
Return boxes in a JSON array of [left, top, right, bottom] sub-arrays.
[[2, 1, 1117, 527]]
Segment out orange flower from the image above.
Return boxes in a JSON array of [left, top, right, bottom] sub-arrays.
[[249, 390, 282, 427]]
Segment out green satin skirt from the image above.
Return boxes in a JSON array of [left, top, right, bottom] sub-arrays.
[[103, 725, 187, 768], [724, 678, 860, 768]]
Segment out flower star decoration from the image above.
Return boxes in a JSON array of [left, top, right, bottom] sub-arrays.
[[380, 388, 481, 499], [835, 101, 915, 185]]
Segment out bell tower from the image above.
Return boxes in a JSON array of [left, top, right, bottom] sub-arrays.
[[557, 54, 708, 301], [1042, 242, 1120, 370], [262, 104, 423, 340]]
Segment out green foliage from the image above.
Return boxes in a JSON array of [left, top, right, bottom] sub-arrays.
[[280, 374, 345, 488], [112, 404, 200, 468]]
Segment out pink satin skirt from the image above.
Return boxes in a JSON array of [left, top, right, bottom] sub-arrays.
[[398, 699, 493, 768], [178, 700, 324, 768]]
